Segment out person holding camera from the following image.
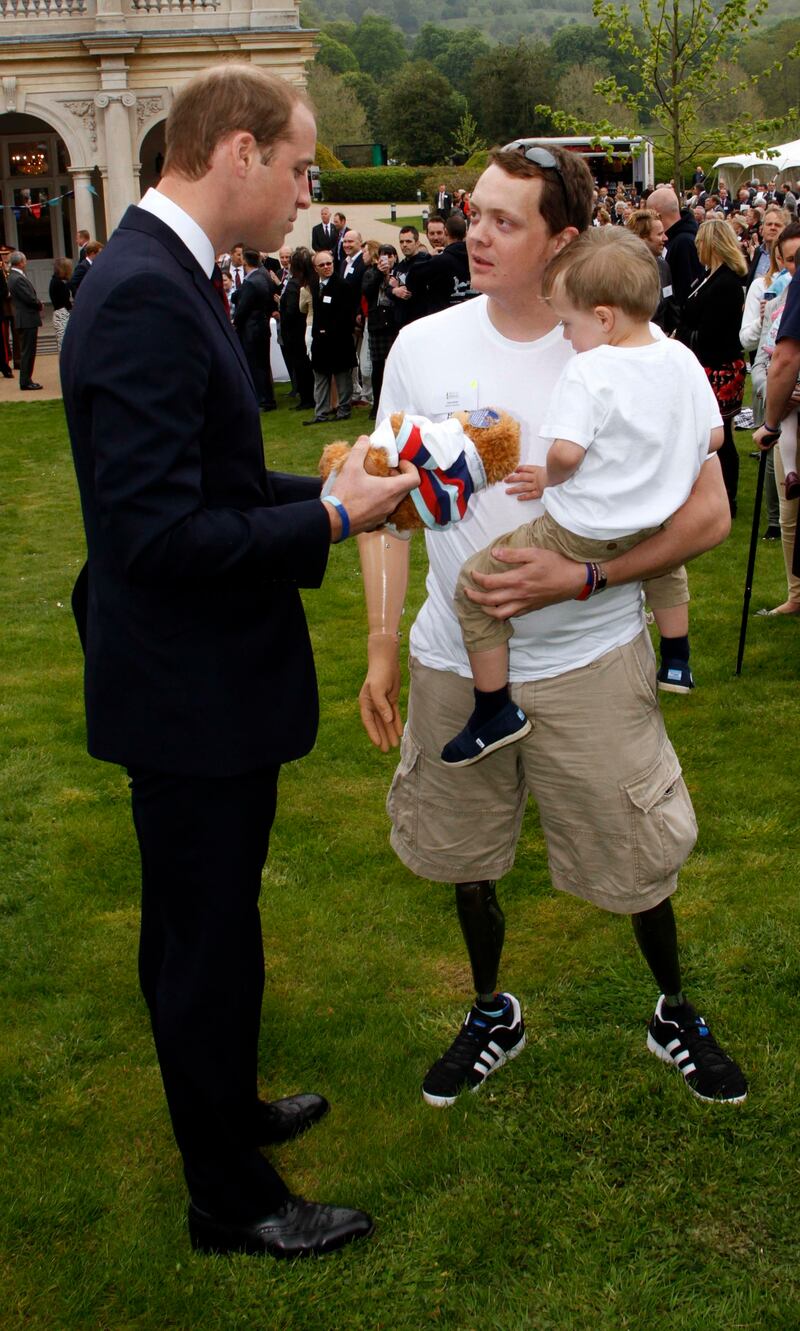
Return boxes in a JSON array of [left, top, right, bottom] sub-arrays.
[[362, 243, 400, 420]]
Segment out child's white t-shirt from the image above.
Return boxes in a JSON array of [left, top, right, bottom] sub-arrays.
[[539, 338, 722, 540]]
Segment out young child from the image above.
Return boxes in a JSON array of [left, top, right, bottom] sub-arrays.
[[442, 227, 724, 767]]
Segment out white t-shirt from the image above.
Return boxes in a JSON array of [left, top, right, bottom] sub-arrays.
[[379, 296, 646, 683], [540, 339, 722, 540]]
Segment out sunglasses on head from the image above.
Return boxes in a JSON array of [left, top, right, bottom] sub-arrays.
[[502, 140, 570, 211]]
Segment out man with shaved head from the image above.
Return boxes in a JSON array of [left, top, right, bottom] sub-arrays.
[[648, 186, 704, 316]]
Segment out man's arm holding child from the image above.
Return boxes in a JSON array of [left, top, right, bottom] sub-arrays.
[[467, 452, 731, 620]]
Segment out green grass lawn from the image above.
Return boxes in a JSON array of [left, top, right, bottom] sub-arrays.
[[378, 214, 426, 232], [2, 387, 799, 1330]]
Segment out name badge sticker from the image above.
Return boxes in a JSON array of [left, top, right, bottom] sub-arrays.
[[323, 295, 333, 304], [441, 380, 479, 415]]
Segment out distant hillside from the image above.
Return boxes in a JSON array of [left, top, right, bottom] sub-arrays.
[[303, 0, 798, 43]]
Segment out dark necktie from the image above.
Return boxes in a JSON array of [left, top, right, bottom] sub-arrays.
[[234, 269, 242, 289], [211, 263, 230, 317]]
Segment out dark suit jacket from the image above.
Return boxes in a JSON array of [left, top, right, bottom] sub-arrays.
[[432, 192, 452, 217], [664, 211, 704, 313], [406, 241, 472, 317], [339, 251, 365, 296], [61, 205, 331, 778], [677, 264, 745, 368], [279, 276, 307, 344], [69, 256, 93, 297], [310, 273, 357, 374], [232, 266, 275, 349], [8, 269, 42, 329], [311, 222, 339, 253]]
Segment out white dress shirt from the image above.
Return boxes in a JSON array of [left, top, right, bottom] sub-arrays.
[[137, 187, 215, 277]]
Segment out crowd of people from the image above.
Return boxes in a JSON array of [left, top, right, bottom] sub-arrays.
[[209, 202, 476, 426], [0, 231, 106, 388]]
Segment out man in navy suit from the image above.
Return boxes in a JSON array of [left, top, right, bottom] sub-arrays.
[[232, 247, 277, 410], [311, 205, 339, 253], [61, 63, 416, 1260]]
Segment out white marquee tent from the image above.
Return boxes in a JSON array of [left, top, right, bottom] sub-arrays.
[[713, 138, 800, 181]]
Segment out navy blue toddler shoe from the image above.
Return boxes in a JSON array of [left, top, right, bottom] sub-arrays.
[[441, 701, 531, 766]]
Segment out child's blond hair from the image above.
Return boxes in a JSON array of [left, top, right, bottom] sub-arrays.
[[542, 226, 661, 320]]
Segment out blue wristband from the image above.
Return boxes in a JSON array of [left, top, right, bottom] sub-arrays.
[[322, 494, 350, 542]]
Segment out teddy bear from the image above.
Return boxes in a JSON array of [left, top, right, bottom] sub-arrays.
[[318, 408, 520, 532]]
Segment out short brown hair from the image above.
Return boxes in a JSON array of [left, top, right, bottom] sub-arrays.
[[488, 143, 593, 235], [163, 63, 303, 181], [626, 207, 659, 242], [542, 227, 660, 319]]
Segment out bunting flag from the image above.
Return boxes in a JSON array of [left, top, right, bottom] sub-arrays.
[[0, 184, 98, 213]]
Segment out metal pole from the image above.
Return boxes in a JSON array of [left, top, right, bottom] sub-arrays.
[[735, 446, 768, 675]]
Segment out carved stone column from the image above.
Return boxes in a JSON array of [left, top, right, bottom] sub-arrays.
[[95, 91, 137, 230], [69, 168, 97, 238]]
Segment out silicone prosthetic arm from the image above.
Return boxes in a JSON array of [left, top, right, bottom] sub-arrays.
[[358, 529, 411, 751]]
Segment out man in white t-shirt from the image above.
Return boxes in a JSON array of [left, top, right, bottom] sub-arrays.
[[358, 142, 747, 1110]]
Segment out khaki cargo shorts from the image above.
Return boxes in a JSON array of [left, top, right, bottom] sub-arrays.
[[387, 629, 697, 914]]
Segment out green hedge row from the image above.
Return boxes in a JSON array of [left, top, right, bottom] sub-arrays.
[[319, 167, 430, 202]]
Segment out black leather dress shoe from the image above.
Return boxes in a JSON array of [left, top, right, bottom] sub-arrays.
[[188, 1195, 374, 1257], [20, 383, 42, 391], [256, 1093, 329, 1145]]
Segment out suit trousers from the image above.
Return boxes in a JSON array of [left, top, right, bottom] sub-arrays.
[[313, 367, 353, 419], [129, 764, 289, 1220], [17, 326, 38, 387]]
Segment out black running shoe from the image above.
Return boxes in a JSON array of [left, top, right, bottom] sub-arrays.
[[647, 995, 748, 1103], [441, 701, 531, 766], [422, 993, 526, 1107]]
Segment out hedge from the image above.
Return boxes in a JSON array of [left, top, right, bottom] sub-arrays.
[[319, 167, 431, 202]]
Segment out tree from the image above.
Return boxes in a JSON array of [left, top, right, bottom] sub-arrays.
[[412, 21, 451, 66], [452, 111, 487, 162], [549, 22, 642, 92], [305, 64, 369, 158], [379, 61, 467, 164], [555, 61, 624, 127], [741, 17, 800, 125], [340, 70, 381, 138], [435, 29, 492, 93], [591, 0, 800, 186], [315, 33, 359, 76], [350, 15, 409, 82], [470, 40, 558, 146]]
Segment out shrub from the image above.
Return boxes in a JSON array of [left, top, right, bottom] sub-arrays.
[[315, 142, 344, 170], [464, 149, 490, 171], [319, 166, 429, 201]]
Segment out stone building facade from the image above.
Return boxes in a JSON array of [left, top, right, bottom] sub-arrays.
[[0, 0, 315, 298]]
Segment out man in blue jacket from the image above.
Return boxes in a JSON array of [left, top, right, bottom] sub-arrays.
[[62, 63, 415, 1260]]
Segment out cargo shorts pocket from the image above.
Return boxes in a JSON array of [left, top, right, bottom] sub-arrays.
[[386, 724, 422, 852], [623, 746, 698, 891]]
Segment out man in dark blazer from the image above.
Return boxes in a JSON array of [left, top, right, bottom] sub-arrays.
[[232, 247, 277, 410], [432, 183, 452, 217], [0, 248, 14, 377], [69, 240, 103, 298], [311, 206, 339, 253], [61, 63, 416, 1260], [305, 251, 358, 424], [7, 251, 42, 390]]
